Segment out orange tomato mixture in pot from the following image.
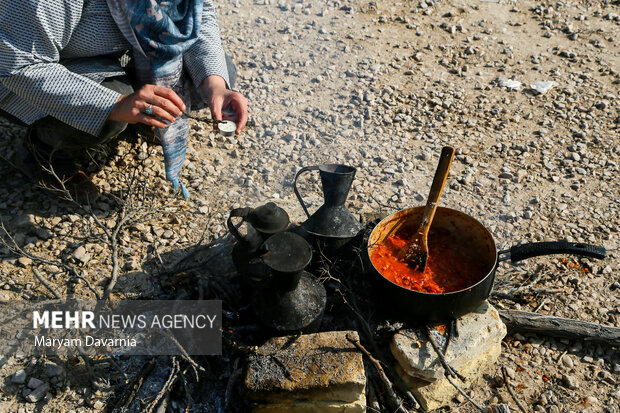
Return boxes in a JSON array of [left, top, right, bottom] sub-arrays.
[[370, 228, 487, 294]]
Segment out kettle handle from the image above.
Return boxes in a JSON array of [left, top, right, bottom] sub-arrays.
[[293, 165, 320, 218], [227, 207, 253, 243]]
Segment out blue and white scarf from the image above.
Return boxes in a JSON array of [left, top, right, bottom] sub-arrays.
[[107, 0, 204, 198]]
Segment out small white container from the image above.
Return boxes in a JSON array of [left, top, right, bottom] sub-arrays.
[[218, 120, 236, 136]]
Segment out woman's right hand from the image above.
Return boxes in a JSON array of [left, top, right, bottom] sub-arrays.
[[108, 84, 186, 128]]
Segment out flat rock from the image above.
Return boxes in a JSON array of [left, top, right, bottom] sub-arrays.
[[391, 301, 506, 381], [244, 330, 365, 403], [398, 342, 502, 411]]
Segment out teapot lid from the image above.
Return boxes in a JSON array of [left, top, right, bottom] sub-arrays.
[[250, 202, 290, 234], [261, 232, 312, 273]]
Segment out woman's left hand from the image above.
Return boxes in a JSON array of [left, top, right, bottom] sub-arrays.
[[202, 75, 248, 134]]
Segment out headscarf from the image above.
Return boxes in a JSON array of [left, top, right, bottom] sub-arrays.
[[107, 0, 204, 198]]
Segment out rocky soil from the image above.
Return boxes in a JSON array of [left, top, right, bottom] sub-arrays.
[[0, 0, 618, 412]]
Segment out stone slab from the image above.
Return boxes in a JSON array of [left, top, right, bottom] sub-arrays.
[[391, 301, 506, 381], [252, 392, 366, 413], [244, 330, 366, 403], [398, 342, 502, 412]]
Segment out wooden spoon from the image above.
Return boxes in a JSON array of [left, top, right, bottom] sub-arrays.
[[397, 146, 455, 271]]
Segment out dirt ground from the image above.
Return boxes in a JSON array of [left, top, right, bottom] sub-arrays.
[[0, 0, 618, 412]]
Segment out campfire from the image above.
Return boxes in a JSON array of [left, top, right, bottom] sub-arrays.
[[220, 157, 609, 412]]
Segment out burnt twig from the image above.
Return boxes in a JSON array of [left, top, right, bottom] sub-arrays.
[[178, 367, 194, 413], [223, 335, 259, 354], [146, 357, 180, 413], [366, 379, 382, 413], [425, 326, 466, 381], [225, 359, 243, 412], [112, 358, 156, 411], [321, 247, 420, 410], [346, 334, 408, 413]]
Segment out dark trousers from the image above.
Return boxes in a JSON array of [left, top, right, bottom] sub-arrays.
[[0, 76, 132, 159]]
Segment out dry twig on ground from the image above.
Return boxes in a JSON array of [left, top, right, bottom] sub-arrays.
[[346, 333, 410, 413], [146, 357, 180, 413], [502, 366, 528, 413]]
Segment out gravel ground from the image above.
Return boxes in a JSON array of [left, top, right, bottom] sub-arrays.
[[0, 0, 618, 411]]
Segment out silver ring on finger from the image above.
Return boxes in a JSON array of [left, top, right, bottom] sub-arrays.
[[145, 104, 153, 115]]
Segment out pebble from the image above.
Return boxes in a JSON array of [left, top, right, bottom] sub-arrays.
[[11, 369, 26, 384], [562, 373, 578, 390], [17, 257, 32, 268], [71, 246, 90, 264], [25, 382, 49, 403], [27, 377, 44, 389], [45, 362, 64, 378], [584, 396, 598, 405], [561, 354, 574, 368]]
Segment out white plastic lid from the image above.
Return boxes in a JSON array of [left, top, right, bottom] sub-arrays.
[[218, 120, 236, 136]]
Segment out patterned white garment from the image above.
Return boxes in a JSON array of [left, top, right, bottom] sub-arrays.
[[0, 0, 229, 136]]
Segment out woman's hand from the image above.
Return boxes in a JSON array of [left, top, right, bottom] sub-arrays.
[[108, 84, 186, 128], [202, 75, 248, 134]]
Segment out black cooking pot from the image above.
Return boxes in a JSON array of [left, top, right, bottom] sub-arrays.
[[367, 207, 607, 322]]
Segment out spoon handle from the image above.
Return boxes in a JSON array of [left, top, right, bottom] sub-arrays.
[[416, 146, 455, 236]]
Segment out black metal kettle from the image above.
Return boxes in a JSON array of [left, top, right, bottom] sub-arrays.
[[227, 202, 290, 253], [251, 232, 326, 335]]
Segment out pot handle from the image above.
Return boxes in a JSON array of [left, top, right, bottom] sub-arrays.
[[227, 207, 253, 243], [500, 241, 606, 263], [293, 165, 320, 218]]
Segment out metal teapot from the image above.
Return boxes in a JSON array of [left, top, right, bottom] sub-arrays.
[[251, 232, 326, 335], [228, 202, 290, 286], [227, 202, 290, 253]]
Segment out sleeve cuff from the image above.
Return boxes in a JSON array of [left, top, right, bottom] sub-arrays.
[[90, 89, 123, 136]]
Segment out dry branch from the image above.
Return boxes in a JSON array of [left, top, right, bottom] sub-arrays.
[[328, 277, 420, 409], [146, 357, 179, 413], [498, 309, 620, 347], [502, 366, 528, 413], [425, 326, 466, 381], [424, 327, 486, 412], [346, 333, 409, 413], [32, 268, 62, 299], [445, 374, 485, 413]]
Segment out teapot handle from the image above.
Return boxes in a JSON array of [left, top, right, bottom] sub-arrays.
[[227, 207, 253, 243], [293, 165, 320, 218]]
